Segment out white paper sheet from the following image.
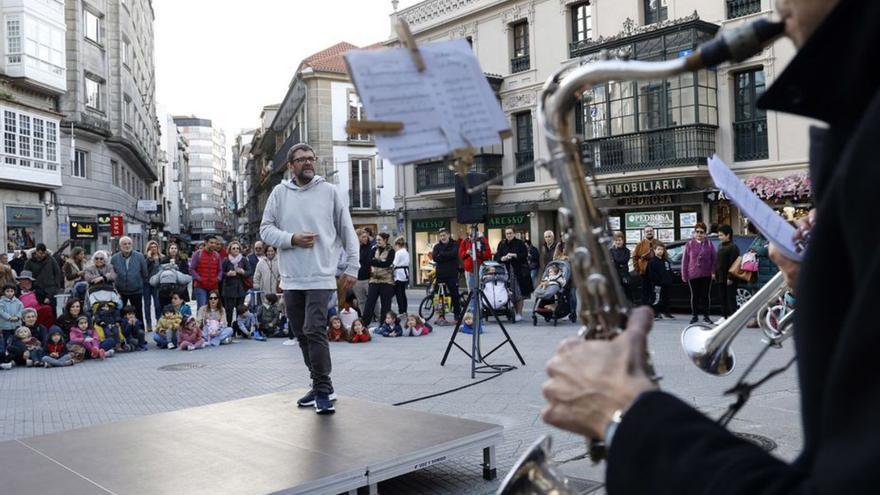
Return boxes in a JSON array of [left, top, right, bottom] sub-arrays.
[[345, 39, 510, 165], [707, 155, 803, 261]]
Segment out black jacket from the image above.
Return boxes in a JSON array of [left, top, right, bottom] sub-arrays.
[[609, 245, 631, 282], [495, 238, 533, 297], [645, 257, 673, 288], [24, 255, 62, 297], [432, 239, 459, 279], [357, 243, 372, 281], [607, 2, 880, 493], [714, 241, 740, 283]]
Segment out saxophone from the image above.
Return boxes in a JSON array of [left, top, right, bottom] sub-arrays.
[[498, 17, 784, 494]]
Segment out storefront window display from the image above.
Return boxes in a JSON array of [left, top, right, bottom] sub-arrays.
[[608, 206, 702, 251], [5, 206, 42, 252], [412, 219, 450, 285]]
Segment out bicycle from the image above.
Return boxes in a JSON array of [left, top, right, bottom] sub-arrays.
[[419, 276, 469, 321]]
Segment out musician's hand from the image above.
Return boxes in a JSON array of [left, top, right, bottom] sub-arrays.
[[769, 243, 800, 293], [541, 306, 657, 440], [793, 208, 816, 252]]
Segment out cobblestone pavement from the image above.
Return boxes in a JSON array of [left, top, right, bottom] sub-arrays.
[[0, 292, 801, 494]]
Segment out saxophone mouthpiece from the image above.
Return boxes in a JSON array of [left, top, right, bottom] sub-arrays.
[[688, 18, 785, 70]]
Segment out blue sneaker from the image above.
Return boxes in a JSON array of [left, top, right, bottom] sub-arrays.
[[296, 388, 337, 407], [253, 330, 267, 342], [314, 392, 335, 415]]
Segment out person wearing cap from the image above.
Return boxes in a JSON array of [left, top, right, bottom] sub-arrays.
[[260, 142, 359, 415]]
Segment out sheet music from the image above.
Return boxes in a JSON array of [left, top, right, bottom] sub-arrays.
[[345, 39, 510, 164], [708, 155, 803, 261]]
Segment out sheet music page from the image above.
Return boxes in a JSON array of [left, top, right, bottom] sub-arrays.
[[345, 39, 509, 164], [708, 155, 803, 261]]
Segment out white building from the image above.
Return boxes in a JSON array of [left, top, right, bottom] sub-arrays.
[[173, 116, 229, 241], [0, 0, 66, 253], [391, 0, 812, 283]]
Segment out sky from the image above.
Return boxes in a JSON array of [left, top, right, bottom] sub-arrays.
[[154, 0, 421, 157]]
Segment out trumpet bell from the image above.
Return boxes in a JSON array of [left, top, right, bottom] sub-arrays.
[[497, 435, 575, 495], [681, 323, 736, 376]]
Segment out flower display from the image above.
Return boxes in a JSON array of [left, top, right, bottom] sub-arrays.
[[745, 174, 812, 200]]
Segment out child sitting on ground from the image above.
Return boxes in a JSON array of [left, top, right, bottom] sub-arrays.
[[170, 291, 192, 318], [154, 305, 181, 349], [177, 316, 207, 351], [69, 315, 112, 360], [403, 314, 431, 337], [338, 297, 360, 332], [349, 319, 370, 343], [42, 328, 74, 367], [0, 283, 23, 347], [8, 326, 44, 367], [327, 316, 347, 342], [233, 303, 266, 341], [459, 312, 482, 335], [121, 306, 147, 351], [374, 311, 403, 337], [256, 293, 283, 338]]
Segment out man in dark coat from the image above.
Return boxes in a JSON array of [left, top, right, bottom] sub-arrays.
[[494, 227, 532, 321], [23, 244, 62, 305], [540, 1, 880, 493], [431, 228, 462, 321]]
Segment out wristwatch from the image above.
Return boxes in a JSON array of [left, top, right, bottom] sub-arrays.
[[604, 409, 625, 450]]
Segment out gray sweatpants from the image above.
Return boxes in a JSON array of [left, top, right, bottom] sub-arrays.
[[284, 289, 334, 394]]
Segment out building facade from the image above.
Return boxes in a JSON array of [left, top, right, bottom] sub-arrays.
[[55, 0, 159, 252], [1, 0, 66, 253], [173, 116, 229, 242], [158, 112, 188, 237], [392, 0, 811, 283], [247, 42, 397, 245], [231, 129, 255, 240]]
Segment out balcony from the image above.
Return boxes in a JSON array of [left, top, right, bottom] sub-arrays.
[[0, 156, 62, 189], [510, 55, 530, 74], [582, 124, 716, 174], [733, 119, 768, 161], [727, 0, 762, 19], [416, 153, 502, 193], [515, 151, 534, 183]]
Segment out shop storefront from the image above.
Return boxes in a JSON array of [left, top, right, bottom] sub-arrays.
[[411, 218, 450, 285], [5, 206, 43, 253], [70, 219, 99, 253]]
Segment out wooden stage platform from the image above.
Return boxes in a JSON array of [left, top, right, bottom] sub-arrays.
[[0, 390, 503, 494]]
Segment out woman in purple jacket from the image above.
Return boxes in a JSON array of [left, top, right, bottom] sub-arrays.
[[681, 222, 716, 324]]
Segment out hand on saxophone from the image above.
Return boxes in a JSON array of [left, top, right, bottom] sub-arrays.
[[769, 208, 815, 293], [541, 307, 658, 440]]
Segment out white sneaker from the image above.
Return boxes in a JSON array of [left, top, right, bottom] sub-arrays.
[[0, 362, 12, 370], [106, 349, 115, 357], [514, 314, 523, 322], [166, 343, 175, 349], [282, 339, 298, 346]]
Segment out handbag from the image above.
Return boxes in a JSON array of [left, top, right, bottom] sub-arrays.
[[741, 250, 759, 272], [728, 256, 755, 283]]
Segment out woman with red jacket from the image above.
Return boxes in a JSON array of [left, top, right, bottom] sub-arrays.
[[459, 230, 492, 293]]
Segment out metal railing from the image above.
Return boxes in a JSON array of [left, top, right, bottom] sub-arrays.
[[515, 150, 535, 183], [511, 55, 530, 73], [581, 124, 717, 173], [727, 0, 762, 19], [416, 153, 503, 192], [733, 119, 769, 161]]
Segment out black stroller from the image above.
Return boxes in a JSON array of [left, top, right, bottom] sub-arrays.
[[531, 260, 576, 326]]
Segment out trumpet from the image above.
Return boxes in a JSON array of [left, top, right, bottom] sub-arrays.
[[497, 17, 785, 495]]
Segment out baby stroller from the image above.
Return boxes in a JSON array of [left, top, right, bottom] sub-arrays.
[[532, 260, 576, 326], [87, 284, 123, 319], [479, 261, 515, 322]]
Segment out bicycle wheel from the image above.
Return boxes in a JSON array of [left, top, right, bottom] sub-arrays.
[[419, 296, 435, 320]]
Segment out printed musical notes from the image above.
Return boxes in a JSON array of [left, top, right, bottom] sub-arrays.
[[345, 39, 510, 165]]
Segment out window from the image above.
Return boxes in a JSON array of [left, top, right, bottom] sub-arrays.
[[515, 112, 534, 183], [122, 38, 130, 66], [6, 18, 21, 63], [347, 92, 368, 141], [727, 0, 761, 19], [644, 0, 668, 25], [18, 114, 30, 167], [350, 159, 373, 209], [123, 95, 132, 126], [73, 149, 87, 178], [85, 75, 102, 110], [571, 2, 592, 44], [112, 160, 119, 187], [733, 68, 768, 161], [84, 9, 101, 44], [511, 21, 530, 73]]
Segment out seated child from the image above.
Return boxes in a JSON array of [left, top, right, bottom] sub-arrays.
[[349, 319, 370, 343], [534, 264, 565, 300], [256, 293, 283, 338], [178, 316, 207, 351], [374, 311, 403, 338], [338, 297, 360, 331], [170, 291, 192, 318], [42, 328, 74, 367], [233, 303, 266, 341], [8, 326, 44, 367], [459, 312, 482, 335], [404, 314, 431, 337], [69, 315, 112, 359], [0, 283, 23, 347], [155, 305, 182, 349], [121, 306, 147, 351], [327, 315, 347, 342]]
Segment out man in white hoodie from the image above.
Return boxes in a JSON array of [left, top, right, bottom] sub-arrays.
[[260, 143, 359, 415]]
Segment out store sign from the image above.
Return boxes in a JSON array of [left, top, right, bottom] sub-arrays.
[[6, 206, 42, 225], [110, 216, 124, 236], [487, 214, 528, 228], [70, 222, 98, 240], [618, 195, 673, 207], [412, 219, 449, 232], [607, 178, 689, 197], [625, 211, 675, 229], [96, 213, 112, 230], [137, 200, 158, 212]]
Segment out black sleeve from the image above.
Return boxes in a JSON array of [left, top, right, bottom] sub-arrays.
[[371, 249, 393, 268], [494, 241, 508, 262], [433, 243, 457, 262]]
